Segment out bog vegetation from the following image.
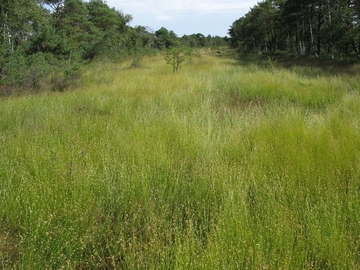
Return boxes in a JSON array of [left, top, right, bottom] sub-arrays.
[[1, 49, 360, 268], [1, 0, 360, 269]]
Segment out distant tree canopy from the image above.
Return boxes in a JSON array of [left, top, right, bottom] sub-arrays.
[[0, 0, 227, 59], [0, 0, 227, 93], [181, 34, 227, 48], [229, 0, 360, 59]]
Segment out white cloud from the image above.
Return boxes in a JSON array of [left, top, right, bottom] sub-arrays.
[[108, 0, 257, 17], [157, 15, 172, 21], [104, 0, 259, 36]]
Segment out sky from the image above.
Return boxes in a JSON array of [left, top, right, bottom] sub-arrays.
[[105, 0, 260, 37]]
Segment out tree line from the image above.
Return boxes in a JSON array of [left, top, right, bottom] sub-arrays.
[[0, 0, 227, 94], [229, 0, 360, 59]]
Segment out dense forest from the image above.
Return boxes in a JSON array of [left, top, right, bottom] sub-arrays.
[[0, 0, 227, 94], [229, 0, 360, 59]]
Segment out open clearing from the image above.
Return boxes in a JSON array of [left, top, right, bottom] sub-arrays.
[[1, 51, 360, 268]]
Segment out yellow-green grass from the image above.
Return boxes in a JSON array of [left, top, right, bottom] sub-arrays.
[[1, 52, 360, 268]]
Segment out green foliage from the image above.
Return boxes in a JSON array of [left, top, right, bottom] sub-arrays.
[[181, 34, 227, 48], [0, 52, 81, 94], [86, 0, 124, 32], [267, 56, 277, 70], [164, 47, 187, 72], [229, 0, 360, 58], [26, 23, 70, 57], [155, 27, 179, 49], [1, 52, 28, 89], [27, 53, 52, 90], [129, 51, 144, 68], [51, 63, 82, 91], [0, 52, 54, 92], [1, 0, 228, 94], [229, 1, 282, 52], [0, 0, 156, 94]]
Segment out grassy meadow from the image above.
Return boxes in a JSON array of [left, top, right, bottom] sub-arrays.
[[1, 50, 360, 269]]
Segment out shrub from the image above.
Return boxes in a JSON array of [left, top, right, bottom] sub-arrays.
[[164, 47, 187, 72], [0, 52, 82, 95], [51, 64, 82, 91]]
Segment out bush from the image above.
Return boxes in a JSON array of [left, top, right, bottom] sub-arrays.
[[129, 49, 145, 68], [0, 52, 82, 95], [27, 53, 52, 90], [1, 52, 28, 89], [51, 64, 82, 91], [165, 47, 187, 72]]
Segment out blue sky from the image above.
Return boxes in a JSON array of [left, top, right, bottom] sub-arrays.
[[105, 0, 260, 37]]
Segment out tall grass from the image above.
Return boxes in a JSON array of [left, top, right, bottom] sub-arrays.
[[1, 52, 360, 268]]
